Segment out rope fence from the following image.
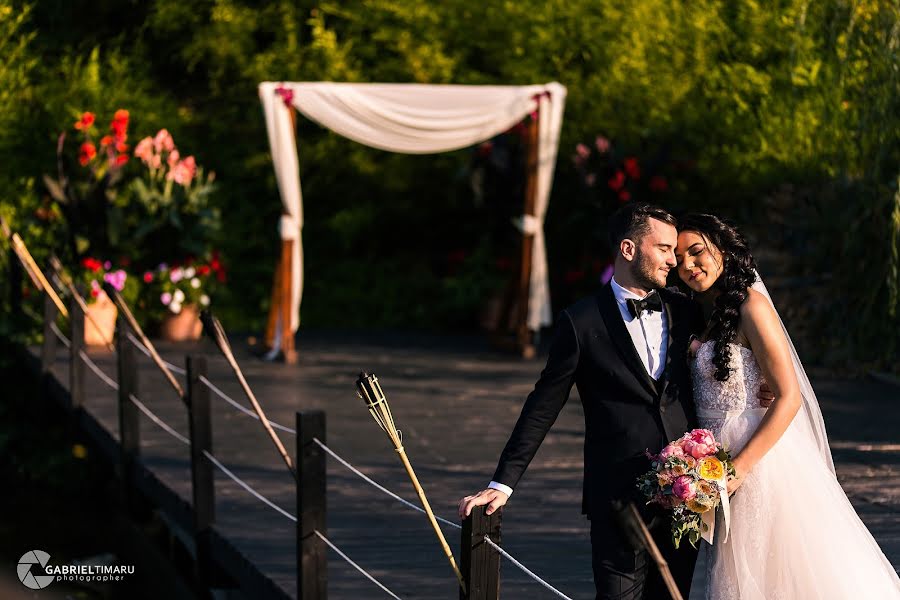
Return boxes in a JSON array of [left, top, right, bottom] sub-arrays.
[[37, 291, 577, 600]]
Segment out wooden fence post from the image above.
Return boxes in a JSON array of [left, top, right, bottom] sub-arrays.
[[116, 319, 140, 500], [41, 293, 58, 373], [69, 296, 85, 412], [186, 355, 217, 591], [460, 505, 502, 600], [296, 410, 327, 600]]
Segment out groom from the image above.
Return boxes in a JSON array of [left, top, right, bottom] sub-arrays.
[[459, 203, 772, 599]]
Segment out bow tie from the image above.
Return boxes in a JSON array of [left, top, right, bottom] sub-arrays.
[[626, 292, 663, 319]]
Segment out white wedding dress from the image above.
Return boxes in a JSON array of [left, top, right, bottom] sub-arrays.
[[691, 338, 900, 599]]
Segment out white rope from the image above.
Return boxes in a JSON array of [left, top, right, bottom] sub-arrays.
[[127, 391, 298, 522], [50, 321, 71, 348], [127, 332, 187, 375], [314, 531, 404, 600], [128, 394, 190, 445], [80, 350, 120, 390], [202, 449, 299, 523], [482, 536, 573, 600], [313, 438, 461, 530], [200, 375, 297, 434], [128, 395, 404, 599]]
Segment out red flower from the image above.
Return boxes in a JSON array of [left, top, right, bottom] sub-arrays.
[[100, 135, 114, 147], [210, 258, 221, 272], [78, 142, 97, 166], [143, 271, 153, 283], [618, 189, 631, 202], [111, 109, 129, 141], [197, 265, 211, 276], [115, 141, 128, 153], [81, 257, 102, 272], [74, 112, 95, 130], [115, 154, 129, 166], [624, 157, 641, 180], [90, 287, 100, 298], [649, 175, 668, 192], [608, 170, 626, 191], [216, 270, 227, 283]]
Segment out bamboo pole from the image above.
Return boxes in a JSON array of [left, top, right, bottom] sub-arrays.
[[101, 281, 185, 400], [356, 372, 466, 593], [1, 218, 68, 318], [619, 502, 684, 600], [201, 310, 297, 481]]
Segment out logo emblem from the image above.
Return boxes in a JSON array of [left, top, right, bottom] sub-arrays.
[[17, 550, 55, 590]]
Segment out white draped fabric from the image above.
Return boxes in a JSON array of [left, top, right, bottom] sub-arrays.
[[259, 81, 567, 332]]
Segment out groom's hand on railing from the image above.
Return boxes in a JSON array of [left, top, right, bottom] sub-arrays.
[[458, 488, 509, 519], [757, 381, 775, 407]]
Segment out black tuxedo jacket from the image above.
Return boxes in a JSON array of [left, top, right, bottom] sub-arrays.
[[492, 283, 704, 516]]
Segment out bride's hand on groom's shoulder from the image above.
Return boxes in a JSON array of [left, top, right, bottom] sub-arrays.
[[757, 381, 775, 407], [458, 488, 509, 520]]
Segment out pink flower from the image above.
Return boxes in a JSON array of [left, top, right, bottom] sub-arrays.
[[659, 443, 686, 460], [103, 270, 127, 291], [149, 154, 162, 169], [134, 137, 154, 163], [683, 429, 718, 459], [595, 136, 610, 153], [672, 476, 697, 500], [160, 292, 172, 306], [584, 173, 597, 187], [575, 143, 591, 159], [275, 86, 294, 106], [153, 129, 175, 153], [167, 156, 196, 186], [167, 149, 180, 169]]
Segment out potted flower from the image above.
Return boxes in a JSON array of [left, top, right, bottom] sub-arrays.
[[143, 256, 223, 341], [43, 109, 132, 262], [77, 257, 136, 346]]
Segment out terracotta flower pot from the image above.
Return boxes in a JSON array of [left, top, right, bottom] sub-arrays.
[[159, 304, 203, 341], [84, 297, 118, 346]]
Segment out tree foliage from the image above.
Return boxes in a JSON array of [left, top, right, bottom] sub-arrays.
[[1, 0, 898, 368]]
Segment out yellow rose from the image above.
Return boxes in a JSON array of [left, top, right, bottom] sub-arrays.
[[686, 498, 712, 513], [698, 457, 725, 481]]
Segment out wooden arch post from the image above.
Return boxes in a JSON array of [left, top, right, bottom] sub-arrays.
[[264, 106, 299, 365], [492, 105, 540, 359]]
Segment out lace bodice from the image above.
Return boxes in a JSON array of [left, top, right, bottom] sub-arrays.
[[691, 340, 764, 413]]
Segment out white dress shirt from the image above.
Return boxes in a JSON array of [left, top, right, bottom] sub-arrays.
[[488, 277, 669, 498], [609, 277, 668, 380]]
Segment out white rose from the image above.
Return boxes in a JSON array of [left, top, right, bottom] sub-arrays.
[[200, 294, 210, 306], [191, 277, 201, 289], [173, 289, 185, 302], [169, 301, 182, 314], [184, 267, 196, 278], [170, 268, 184, 283]]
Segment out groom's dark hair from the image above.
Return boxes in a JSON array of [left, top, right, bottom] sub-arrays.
[[607, 203, 677, 249]]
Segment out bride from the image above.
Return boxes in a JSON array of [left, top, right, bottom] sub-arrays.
[[674, 213, 900, 600]]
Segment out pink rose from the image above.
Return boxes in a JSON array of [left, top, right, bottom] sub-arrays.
[[659, 443, 685, 460], [167, 149, 180, 169], [684, 429, 717, 459], [672, 476, 697, 500]]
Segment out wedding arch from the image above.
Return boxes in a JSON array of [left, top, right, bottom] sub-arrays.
[[258, 81, 567, 362]]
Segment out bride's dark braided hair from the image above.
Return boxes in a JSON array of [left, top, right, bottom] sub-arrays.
[[678, 213, 757, 381]]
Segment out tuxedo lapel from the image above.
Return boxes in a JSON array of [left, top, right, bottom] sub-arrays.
[[597, 285, 658, 398]]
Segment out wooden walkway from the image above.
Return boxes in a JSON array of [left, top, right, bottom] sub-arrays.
[[31, 330, 900, 599]]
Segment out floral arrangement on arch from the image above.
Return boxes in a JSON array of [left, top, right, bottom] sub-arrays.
[[142, 253, 225, 318]]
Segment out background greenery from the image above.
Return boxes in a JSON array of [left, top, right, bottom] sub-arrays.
[[1, 0, 897, 370]]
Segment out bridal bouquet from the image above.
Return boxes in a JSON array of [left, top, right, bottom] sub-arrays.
[[636, 429, 735, 548]]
